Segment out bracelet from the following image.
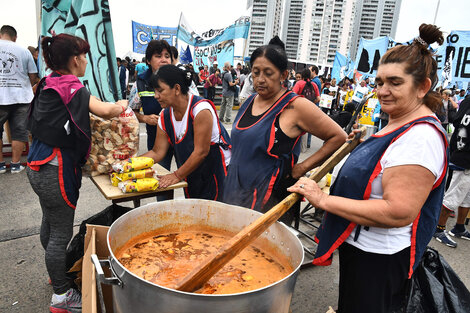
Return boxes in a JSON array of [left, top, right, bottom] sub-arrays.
[[173, 171, 182, 181]]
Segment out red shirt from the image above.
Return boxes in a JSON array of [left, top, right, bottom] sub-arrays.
[[292, 80, 320, 99], [199, 70, 209, 83], [204, 74, 222, 88]]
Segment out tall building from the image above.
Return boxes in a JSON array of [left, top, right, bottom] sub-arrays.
[[246, 0, 284, 57], [350, 0, 402, 58], [282, 0, 356, 66], [247, 0, 402, 67]]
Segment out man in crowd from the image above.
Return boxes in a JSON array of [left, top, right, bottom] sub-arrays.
[[310, 65, 322, 92], [0, 25, 39, 174], [433, 96, 470, 247], [117, 58, 128, 99], [209, 61, 218, 75], [345, 79, 369, 113], [457, 89, 467, 103], [134, 57, 148, 79], [219, 61, 239, 123]]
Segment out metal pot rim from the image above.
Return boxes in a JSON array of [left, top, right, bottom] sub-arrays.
[[107, 199, 304, 297]]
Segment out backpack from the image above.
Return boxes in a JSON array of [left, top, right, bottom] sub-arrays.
[[225, 71, 237, 92], [301, 80, 316, 102]]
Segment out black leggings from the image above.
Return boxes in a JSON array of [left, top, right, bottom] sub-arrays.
[[338, 242, 410, 313], [27, 164, 76, 294]]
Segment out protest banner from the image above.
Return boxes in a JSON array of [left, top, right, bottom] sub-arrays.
[[193, 40, 234, 69], [132, 21, 177, 54], [354, 36, 389, 77], [436, 31, 470, 86], [41, 0, 120, 101], [176, 13, 249, 69]]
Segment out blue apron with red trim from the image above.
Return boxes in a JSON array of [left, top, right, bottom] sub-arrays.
[[223, 91, 302, 214], [314, 116, 448, 277], [160, 95, 230, 200], [137, 69, 162, 150]]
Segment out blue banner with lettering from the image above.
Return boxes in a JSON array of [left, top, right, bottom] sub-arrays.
[[132, 21, 177, 54], [41, 0, 121, 101], [436, 31, 470, 86], [177, 14, 250, 47], [192, 40, 234, 69], [176, 13, 245, 69], [354, 36, 389, 77]]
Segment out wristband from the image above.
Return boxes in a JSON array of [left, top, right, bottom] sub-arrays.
[[173, 171, 182, 181]]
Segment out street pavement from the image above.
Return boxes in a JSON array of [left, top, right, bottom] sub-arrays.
[[0, 115, 469, 313]]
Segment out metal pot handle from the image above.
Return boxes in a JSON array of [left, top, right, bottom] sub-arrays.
[[91, 254, 123, 287]]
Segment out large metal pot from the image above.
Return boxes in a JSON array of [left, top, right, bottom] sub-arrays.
[[93, 199, 304, 313]]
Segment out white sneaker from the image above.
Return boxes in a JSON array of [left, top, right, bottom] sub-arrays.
[[50, 288, 82, 313], [10, 164, 25, 174]]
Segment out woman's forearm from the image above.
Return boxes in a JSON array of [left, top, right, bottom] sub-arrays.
[[173, 148, 208, 179]]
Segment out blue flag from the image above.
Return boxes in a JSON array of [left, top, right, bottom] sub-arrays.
[[331, 52, 346, 81], [40, 0, 121, 101], [332, 52, 355, 81], [180, 45, 193, 64]]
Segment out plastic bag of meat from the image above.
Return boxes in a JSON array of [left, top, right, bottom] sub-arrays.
[[83, 107, 140, 176]]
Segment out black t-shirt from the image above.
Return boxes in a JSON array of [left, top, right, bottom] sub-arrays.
[[449, 97, 470, 169]]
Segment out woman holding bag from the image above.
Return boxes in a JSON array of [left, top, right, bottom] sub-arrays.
[[27, 33, 127, 312]]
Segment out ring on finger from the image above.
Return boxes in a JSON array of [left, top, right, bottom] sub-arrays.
[[299, 184, 305, 189]]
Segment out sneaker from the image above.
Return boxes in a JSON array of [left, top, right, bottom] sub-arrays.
[[433, 231, 457, 248], [10, 164, 25, 174], [0, 163, 6, 174], [50, 288, 81, 313], [449, 228, 470, 241]]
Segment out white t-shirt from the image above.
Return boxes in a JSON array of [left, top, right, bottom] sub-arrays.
[[0, 39, 37, 104], [345, 122, 446, 254], [339, 89, 348, 106], [351, 85, 369, 103], [329, 85, 338, 97], [158, 96, 231, 165]]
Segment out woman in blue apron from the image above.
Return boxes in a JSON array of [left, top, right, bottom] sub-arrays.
[[142, 65, 231, 200], [223, 36, 346, 224], [289, 24, 448, 312]]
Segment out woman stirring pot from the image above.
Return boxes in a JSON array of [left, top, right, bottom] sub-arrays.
[[289, 24, 448, 312]]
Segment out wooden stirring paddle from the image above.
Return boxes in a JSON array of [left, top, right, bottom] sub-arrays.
[[176, 127, 367, 292]]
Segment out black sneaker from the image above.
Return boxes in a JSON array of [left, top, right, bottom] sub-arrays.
[[449, 228, 470, 241]]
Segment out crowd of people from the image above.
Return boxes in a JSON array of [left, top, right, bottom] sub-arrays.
[[1, 21, 470, 313]]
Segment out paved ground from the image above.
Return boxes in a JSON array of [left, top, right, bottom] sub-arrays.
[[0, 114, 469, 313]]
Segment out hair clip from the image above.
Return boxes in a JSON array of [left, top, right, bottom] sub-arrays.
[[414, 36, 427, 46]]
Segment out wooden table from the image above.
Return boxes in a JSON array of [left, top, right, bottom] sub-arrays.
[[90, 164, 187, 207]]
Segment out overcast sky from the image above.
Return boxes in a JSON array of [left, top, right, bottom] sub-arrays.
[[2, 0, 470, 57]]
